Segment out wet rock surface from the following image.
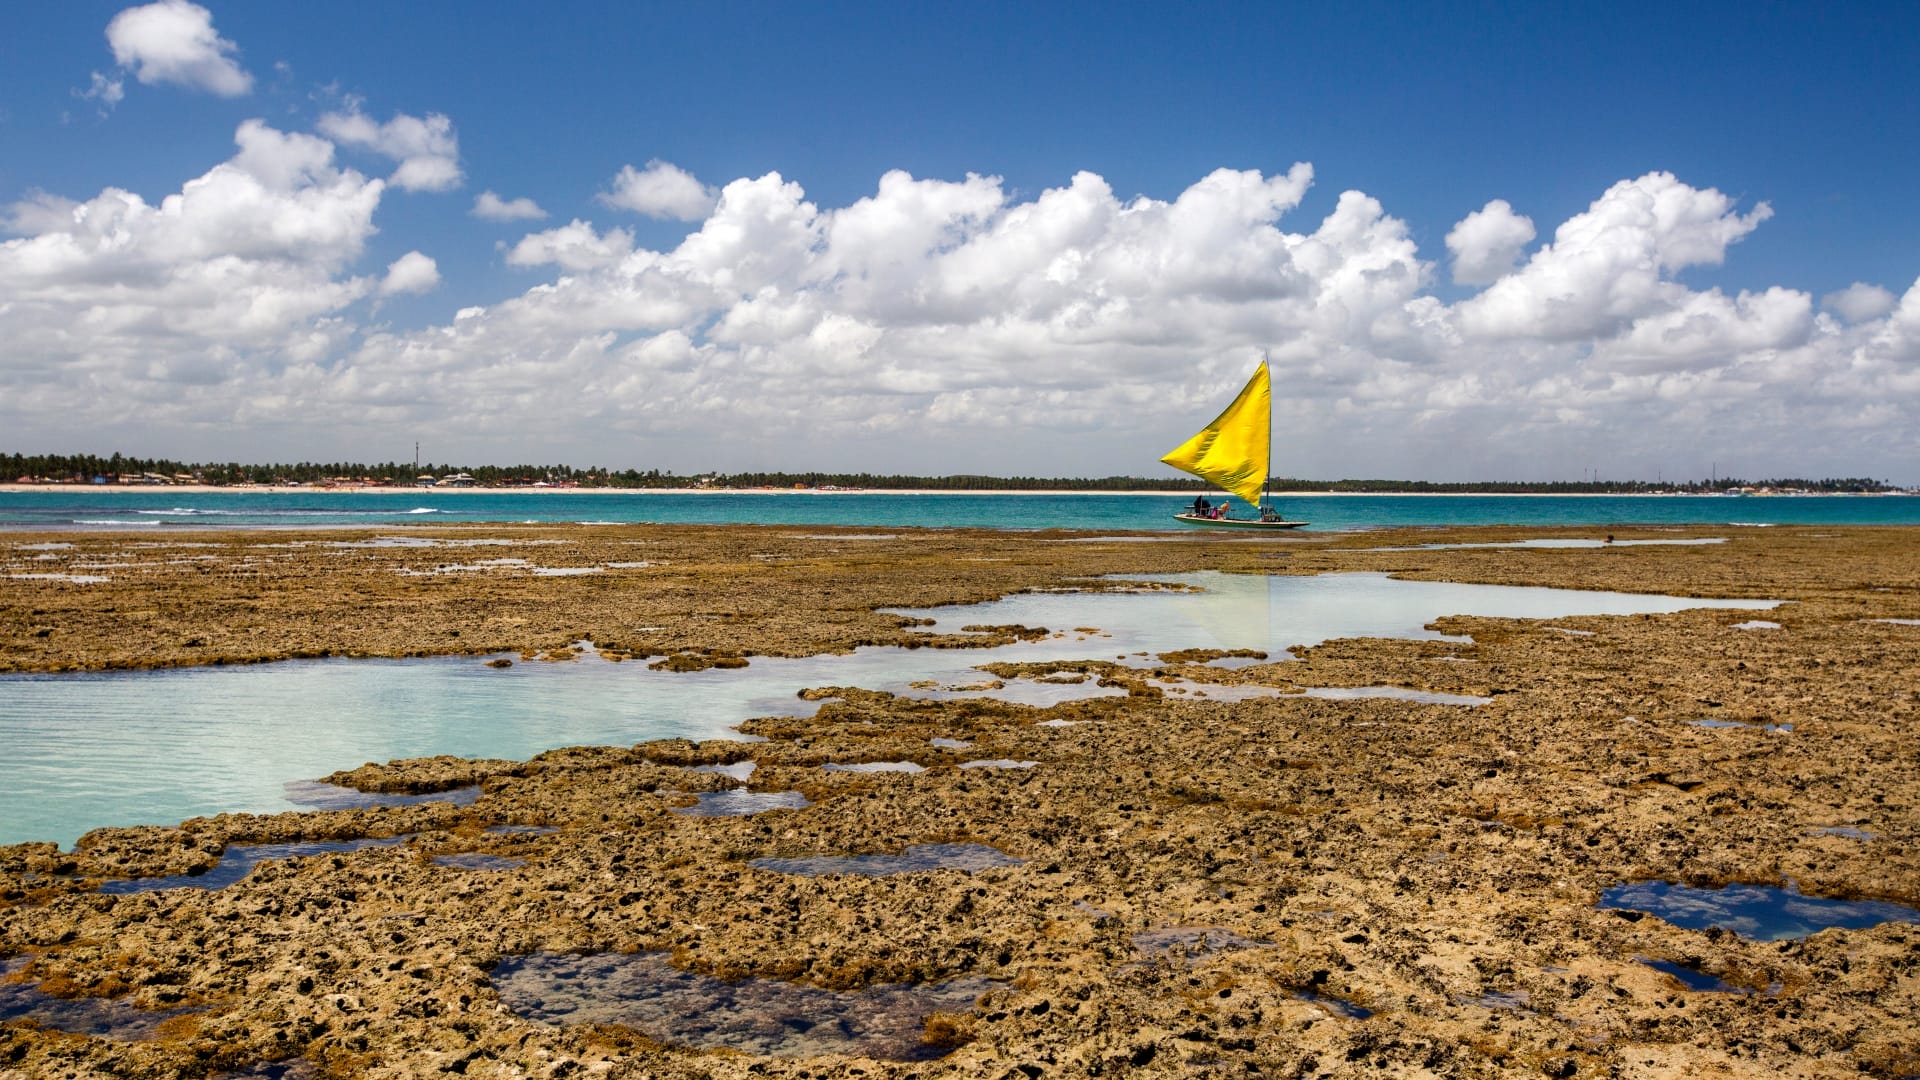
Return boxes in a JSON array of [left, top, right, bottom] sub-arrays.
[[0, 523, 1917, 1077]]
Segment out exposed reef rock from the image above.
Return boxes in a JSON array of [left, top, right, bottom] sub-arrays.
[[2, 524, 1918, 1077]]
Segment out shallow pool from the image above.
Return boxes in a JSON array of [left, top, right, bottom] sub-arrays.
[[0, 571, 1776, 847]]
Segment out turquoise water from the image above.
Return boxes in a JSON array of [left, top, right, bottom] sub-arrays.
[[3, 489, 1918, 531], [0, 571, 1775, 848]]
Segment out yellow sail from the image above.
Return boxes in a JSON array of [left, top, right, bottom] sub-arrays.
[[1160, 362, 1271, 508]]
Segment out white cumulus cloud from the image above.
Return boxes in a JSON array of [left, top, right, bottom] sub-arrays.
[[505, 220, 635, 272], [317, 106, 462, 192], [380, 251, 441, 295], [1445, 199, 1535, 285], [0, 119, 381, 418], [600, 160, 718, 220], [1822, 282, 1897, 323], [105, 0, 253, 97], [2, 150, 1916, 483], [472, 191, 547, 222], [1457, 172, 1773, 341]]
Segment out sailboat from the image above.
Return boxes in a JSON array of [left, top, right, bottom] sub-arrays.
[[1161, 360, 1307, 529]]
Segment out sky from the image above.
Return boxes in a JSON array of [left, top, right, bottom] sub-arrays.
[[3, 1, 1918, 483]]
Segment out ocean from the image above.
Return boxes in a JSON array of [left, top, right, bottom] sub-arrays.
[[3, 489, 1918, 532]]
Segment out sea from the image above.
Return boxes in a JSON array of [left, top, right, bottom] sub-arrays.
[[3, 488, 1919, 532]]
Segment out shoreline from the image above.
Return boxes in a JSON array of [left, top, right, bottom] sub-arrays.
[[2, 482, 1910, 498]]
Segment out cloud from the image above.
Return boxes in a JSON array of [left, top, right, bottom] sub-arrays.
[[317, 106, 462, 192], [504, 220, 635, 272], [600, 160, 718, 220], [1456, 172, 1773, 342], [0, 119, 380, 409], [105, 0, 252, 97], [1445, 199, 1534, 285], [472, 191, 547, 222], [1822, 282, 1896, 323], [76, 72, 127, 111], [3, 151, 1916, 482], [380, 251, 440, 295]]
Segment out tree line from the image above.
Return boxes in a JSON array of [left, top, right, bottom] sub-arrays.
[[1, 453, 1900, 494]]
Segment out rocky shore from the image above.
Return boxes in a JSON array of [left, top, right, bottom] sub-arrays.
[[2, 524, 1918, 1078]]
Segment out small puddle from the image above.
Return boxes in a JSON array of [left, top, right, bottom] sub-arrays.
[[1690, 718, 1791, 733], [690, 761, 757, 781], [929, 738, 972, 749], [485, 824, 560, 836], [1731, 620, 1782, 631], [0, 956, 201, 1038], [670, 791, 811, 817], [1359, 538, 1726, 551], [491, 951, 998, 1060], [750, 844, 1021, 877], [1299, 686, 1492, 706], [1599, 880, 1920, 941], [282, 780, 481, 811], [1468, 990, 1535, 1014], [1296, 991, 1373, 1018], [1131, 927, 1267, 965], [957, 759, 1037, 770], [1635, 956, 1768, 994], [431, 853, 524, 871], [1867, 618, 1920, 626], [98, 837, 408, 894], [1151, 678, 1287, 701], [822, 761, 926, 774], [1809, 826, 1876, 840], [1544, 627, 1596, 637]]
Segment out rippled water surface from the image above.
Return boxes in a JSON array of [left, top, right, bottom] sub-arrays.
[[1, 571, 1775, 846]]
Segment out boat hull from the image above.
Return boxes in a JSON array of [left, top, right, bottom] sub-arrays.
[[1171, 513, 1308, 530]]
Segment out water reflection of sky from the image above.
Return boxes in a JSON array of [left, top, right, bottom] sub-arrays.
[[1599, 880, 1920, 941], [0, 571, 1775, 848]]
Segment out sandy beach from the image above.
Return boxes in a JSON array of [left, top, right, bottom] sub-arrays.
[[2, 523, 1917, 1078]]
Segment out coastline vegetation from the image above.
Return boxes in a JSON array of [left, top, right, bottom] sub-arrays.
[[1, 451, 1900, 494]]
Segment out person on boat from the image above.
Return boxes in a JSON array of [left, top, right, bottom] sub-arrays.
[[1191, 495, 1210, 517], [1211, 503, 1226, 519], [1260, 506, 1280, 522]]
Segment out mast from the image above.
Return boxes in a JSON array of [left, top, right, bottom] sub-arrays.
[[1262, 351, 1271, 516]]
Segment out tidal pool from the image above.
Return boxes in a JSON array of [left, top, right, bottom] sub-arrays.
[[0, 571, 1776, 847], [1599, 880, 1920, 941], [1636, 956, 1763, 994], [0, 956, 198, 1038], [97, 837, 408, 894], [1298, 686, 1492, 706], [1296, 991, 1374, 1018], [490, 951, 998, 1060], [670, 790, 811, 817], [750, 843, 1021, 876], [282, 780, 481, 810], [431, 853, 524, 871]]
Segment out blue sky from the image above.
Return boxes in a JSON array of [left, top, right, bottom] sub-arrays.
[[4, 2, 1918, 481]]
